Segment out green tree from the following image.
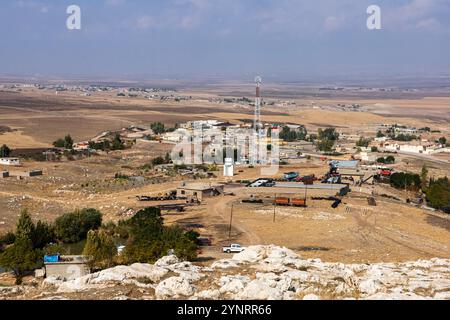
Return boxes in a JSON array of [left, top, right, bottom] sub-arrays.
[[385, 156, 396, 164], [121, 207, 198, 264], [0, 238, 42, 284], [151, 122, 166, 135], [111, 133, 124, 150], [54, 208, 102, 243], [426, 177, 450, 213], [318, 128, 339, 141], [53, 135, 74, 149], [376, 130, 385, 138], [438, 137, 447, 145], [32, 221, 55, 249], [356, 137, 371, 148], [64, 134, 74, 149], [0, 144, 11, 157], [390, 172, 421, 190], [15, 209, 35, 241], [316, 128, 339, 152], [317, 139, 335, 152], [420, 165, 429, 191], [53, 138, 66, 148], [83, 230, 117, 270]]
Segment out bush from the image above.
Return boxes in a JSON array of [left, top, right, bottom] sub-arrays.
[[152, 156, 165, 166], [54, 209, 102, 243], [377, 156, 395, 164]]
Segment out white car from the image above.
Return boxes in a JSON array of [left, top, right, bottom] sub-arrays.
[[223, 244, 246, 253]]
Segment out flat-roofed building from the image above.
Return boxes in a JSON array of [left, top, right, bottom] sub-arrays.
[[44, 255, 91, 280], [0, 158, 20, 166], [176, 182, 224, 202]]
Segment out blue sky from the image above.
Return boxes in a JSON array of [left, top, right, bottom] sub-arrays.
[[0, 0, 449, 80]]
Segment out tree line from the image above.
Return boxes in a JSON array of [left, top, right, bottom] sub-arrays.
[[0, 207, 199, 284]]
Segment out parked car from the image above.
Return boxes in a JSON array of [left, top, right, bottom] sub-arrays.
[[223, 244, 246, 253]]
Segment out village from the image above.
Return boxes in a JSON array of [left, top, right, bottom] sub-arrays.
[[0, 79, 449, 301]]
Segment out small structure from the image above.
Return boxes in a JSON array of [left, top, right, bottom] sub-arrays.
[[0, 158, 20, 166], [223, 158, 234, 177], [44, 255, 91, 280], [9, 169, 43, 178], [177, 182, 224, 202], [1, 171, 9, 178]]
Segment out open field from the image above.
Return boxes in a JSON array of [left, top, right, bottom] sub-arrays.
[[1, 86, 449, 148]]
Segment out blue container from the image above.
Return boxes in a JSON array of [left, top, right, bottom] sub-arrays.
[[44, 254, 60, 263]]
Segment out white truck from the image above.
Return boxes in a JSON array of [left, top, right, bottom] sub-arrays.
[[222, 244, 245, 253]]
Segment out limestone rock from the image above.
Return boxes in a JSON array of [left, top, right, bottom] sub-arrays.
[[155, 276, 196, 299]]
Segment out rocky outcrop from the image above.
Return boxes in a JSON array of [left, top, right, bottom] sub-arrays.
[[155, 276, 196, 299], [56, 263, 169, 293], [1, 246, 449, 300]]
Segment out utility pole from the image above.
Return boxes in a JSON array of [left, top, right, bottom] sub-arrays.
[[273, 193, 276, 223], [228, 204, 234, 240], [304, 182, 308, 206]]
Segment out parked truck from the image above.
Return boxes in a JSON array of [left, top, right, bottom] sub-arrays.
[[223, 244, 246, 253]]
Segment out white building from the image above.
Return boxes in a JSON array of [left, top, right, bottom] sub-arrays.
[[0, 158, 20, 166], [383, 142, 449, 155]]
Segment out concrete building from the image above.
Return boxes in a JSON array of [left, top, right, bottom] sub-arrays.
[[176, 182, 224, 202], [9, 170, 43, 178], [44, 255, 90, 280], [0, 158, 20, 166]]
